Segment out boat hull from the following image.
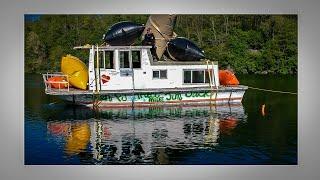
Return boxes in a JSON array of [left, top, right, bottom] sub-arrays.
[[57, 86, 247, 107]]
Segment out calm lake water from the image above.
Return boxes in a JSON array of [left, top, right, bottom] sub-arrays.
[[25, 74, 297, 165]]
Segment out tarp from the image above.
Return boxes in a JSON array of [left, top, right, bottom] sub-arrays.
[[103, 21, 145, 46], [166, 37, 205, 61], [142, 15, 177, 59]]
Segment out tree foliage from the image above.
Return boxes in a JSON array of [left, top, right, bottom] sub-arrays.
[[25, 14, 297, 74]]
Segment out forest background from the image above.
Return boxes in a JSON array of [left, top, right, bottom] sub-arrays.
[[25, 15, 297, 74]]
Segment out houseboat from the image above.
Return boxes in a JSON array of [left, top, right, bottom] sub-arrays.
[[42, 45, 247, 108]]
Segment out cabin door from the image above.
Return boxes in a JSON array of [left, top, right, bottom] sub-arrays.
[[118, 50, 134, 90]]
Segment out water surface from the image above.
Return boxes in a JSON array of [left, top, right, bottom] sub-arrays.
[[25, 74, 297, 165]]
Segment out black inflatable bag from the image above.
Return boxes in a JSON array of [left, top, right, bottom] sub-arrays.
[[167, 37, 205, 61], [103, 21, 145, 46]]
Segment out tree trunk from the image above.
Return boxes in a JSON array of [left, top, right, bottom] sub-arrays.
[[224, 16, 229, 35], [210, 17, 217, 42]]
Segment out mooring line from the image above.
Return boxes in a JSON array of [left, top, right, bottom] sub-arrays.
[[246, 86, 297, 95]]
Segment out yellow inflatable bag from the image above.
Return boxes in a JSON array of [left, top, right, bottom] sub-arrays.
[[61, 55, 88, 90]]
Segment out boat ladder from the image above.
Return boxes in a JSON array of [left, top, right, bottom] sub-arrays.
[[93, 44, 102, 109], [206, 60, 218, 110]]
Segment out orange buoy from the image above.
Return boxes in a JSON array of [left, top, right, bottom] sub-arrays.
[[261, 104, 266, 116], [219, 70, 239, 86], [47, 76, 68, 89]]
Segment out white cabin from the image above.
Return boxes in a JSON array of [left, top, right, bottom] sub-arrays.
[[88, 46, 220, 91]]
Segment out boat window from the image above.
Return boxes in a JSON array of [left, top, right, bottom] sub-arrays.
[[132, 50, 141, 68], [153, 70, 160, 79], [94, 51, 104, 68], [153, 70, 167, 79], [105, 51, 114, 69], [99, 51, 104, 68], [119, 51, 130, 68], [184, 70, 207, 84], [160, 70, 167, 79], [192, 70, 205, 83], [205, 71, 210, 83], [184, 71, 191, 83]]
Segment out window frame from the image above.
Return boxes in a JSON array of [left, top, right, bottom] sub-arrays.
[[118, 50, 142, 70], [119, 50, 131, 69], [131, 50, 142, 69], [104, 50, 115, 69], [183, 69, 210, 84], [152, 69, 167, 79]]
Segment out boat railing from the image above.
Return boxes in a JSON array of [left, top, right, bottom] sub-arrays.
[[42, 72, 70, 93]]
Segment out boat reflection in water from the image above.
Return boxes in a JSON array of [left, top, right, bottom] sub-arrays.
[[47, 104, 247, 164]]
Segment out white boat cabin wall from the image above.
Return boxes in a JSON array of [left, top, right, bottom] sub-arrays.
[[88, 45, 220, 91]]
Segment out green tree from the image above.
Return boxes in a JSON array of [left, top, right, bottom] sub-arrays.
[[25, 14, 297, 75]]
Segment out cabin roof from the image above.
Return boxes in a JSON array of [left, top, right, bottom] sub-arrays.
[[74, 45, 152, 50], [151, 60, 218, 65]]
